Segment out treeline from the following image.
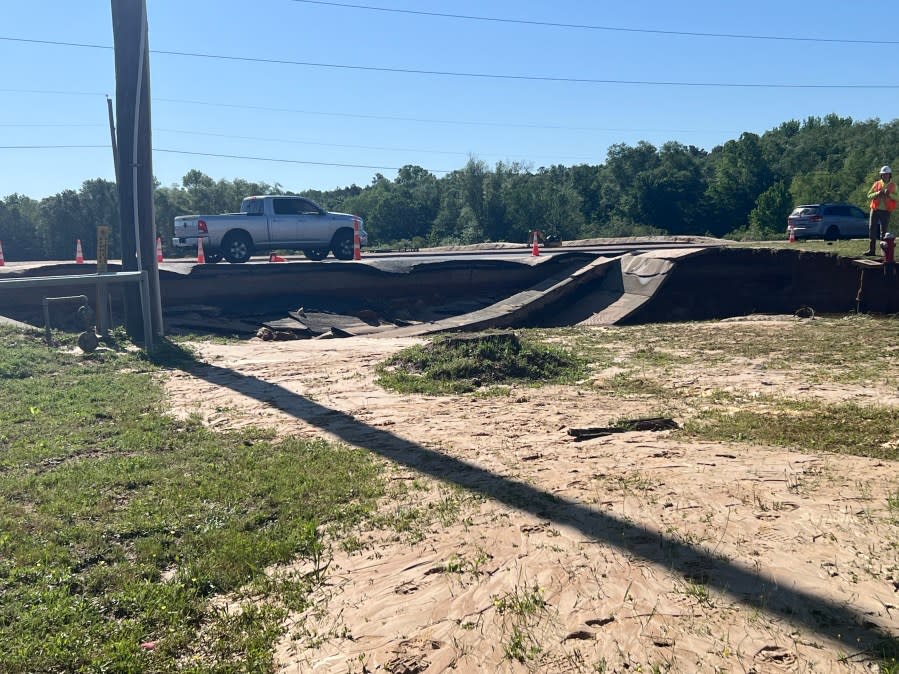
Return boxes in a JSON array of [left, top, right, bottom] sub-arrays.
[[2, 114, 898, 259]]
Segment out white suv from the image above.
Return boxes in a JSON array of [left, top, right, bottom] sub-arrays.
[[787, 203, 869, 241]]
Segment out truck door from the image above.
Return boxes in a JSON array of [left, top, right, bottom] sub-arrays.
[[294, 197, 330, 245], [269, 197, 302, 243]]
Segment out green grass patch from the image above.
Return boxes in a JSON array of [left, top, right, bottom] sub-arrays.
[[729, 238, 871, 258], [681, 400, 899, 459], [547, 315, 899, 392], [0, 326, 383, 673], [375, 331, 587, 395]]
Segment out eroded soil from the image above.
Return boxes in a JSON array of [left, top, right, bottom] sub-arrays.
[[164, 321, 899, 673]]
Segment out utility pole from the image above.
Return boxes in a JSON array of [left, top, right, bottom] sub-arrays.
[[110, 0, 163, 341]]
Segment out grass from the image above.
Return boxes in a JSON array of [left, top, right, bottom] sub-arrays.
[[539, 317, 899, 461], [8, 310, 899, 671], [729, 237, 874, 258], [493, 582, 548, 664], [545, 314, 899, 391], [375, 331, 587, 395], [0, 326, 383, 673], [681, 400, 899, 459]]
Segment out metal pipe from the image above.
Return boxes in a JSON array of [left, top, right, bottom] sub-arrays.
[[42, 295, 88, 346]]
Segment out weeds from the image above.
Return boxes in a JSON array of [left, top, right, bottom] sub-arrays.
[[9, 310, 899, 670], [376, 331, 586, 395], [0, 326, 383, 673], [681, 400, 899, 460], [494, 581, 549, 664]]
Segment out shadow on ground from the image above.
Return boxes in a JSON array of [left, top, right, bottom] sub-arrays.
[[154, 341, 899, 662]]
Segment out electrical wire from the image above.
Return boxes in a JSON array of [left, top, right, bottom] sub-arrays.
[[0, 123, 104, 127], [0, 144, 454, 174], [289, 0, 899, 46], [154, 148, 452, 172], [155, 127, 473, 156], [153, 96, 706, 132], [0, 144, 108, 149], [0, 87, 714, 133], [1, 36, 896, 89]]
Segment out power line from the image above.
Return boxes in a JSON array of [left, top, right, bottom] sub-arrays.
[[1, 36, 897, 89], [0, 87, 714, 133], [154, 148, 452, 173], [289, 0, 899, 46], [0, 123, 104, 127], [0, 144, 453, 173], [153, 97, 706, 133], [153, 128, 596, 163], [144, 49, 899, 89], [155, 127, 472, 156], [0, 86, 107, 97], [0, 122, 565, 159], [0, 144, 108, 149]]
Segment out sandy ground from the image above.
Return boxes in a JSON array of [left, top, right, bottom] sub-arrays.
[[164, 328, 899, 673]]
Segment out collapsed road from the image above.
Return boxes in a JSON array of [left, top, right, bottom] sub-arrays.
[[0, 244, 896, 338]]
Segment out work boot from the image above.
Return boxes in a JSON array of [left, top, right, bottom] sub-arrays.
[[865, 250, 876, 256]]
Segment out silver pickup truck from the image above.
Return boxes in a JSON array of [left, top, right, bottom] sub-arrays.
[[171, 195, 367, 263]]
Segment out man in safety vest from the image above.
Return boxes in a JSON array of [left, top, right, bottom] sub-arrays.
[[866, 165, 898, 255]]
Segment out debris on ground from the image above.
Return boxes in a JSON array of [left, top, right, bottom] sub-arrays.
[[567, 416, 679, 441]]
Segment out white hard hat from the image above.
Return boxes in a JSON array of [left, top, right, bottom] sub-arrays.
[[882, 165, 893, 174]]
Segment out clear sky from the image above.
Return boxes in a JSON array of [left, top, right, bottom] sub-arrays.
[[0, 0, 894, 199]]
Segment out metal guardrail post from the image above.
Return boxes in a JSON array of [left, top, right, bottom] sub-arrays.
[[42, 295, 89, 346], [138, 270, 153, 352], [96, 278, 109, 337]]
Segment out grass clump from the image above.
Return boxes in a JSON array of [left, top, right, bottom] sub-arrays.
[[376, 331, 586, 395], [0, 326, 383, 673], [681, 400, 899, 460]]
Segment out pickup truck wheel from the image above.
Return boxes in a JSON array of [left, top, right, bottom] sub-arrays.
[[303, 249, 328, 261], [222, 232, 253, 263], [331, 230, 354, 260]]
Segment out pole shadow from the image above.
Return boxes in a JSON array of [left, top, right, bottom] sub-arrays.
[[163, 347, 897, 662]]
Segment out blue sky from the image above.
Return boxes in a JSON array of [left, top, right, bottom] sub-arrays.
[[0, 0, 894, 199]]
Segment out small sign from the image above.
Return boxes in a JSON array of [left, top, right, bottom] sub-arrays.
[[96, 226, 109, 272]]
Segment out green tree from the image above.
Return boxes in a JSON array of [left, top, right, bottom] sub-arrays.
[[0, 194, 42, 260], [37, 190, 87, 259], [78, 179, 121, 257], [747, 181, 793, 239], [632, 142, 708, 235], [706, 133, 772, 236], [598, 141, 661, 231]]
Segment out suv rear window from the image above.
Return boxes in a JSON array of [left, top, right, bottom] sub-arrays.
[[243, 199, 264, 216], [790, 206, 818, 217]]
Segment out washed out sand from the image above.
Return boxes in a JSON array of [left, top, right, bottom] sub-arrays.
[[164, 326, 899, 673]]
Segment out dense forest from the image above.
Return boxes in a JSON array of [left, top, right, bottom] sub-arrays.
[[2, 114, 899, 260]]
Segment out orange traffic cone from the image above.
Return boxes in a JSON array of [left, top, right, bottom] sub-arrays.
[[0, 240, 5, 266], [269, 253, 286, 262], [531, 231, 540, 256], [788, 225, 796, 243], [197, 237, 206, 264], [353, 216, 362, 261], [75, 239, 84, 264], [156, 236, 164, 262]]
